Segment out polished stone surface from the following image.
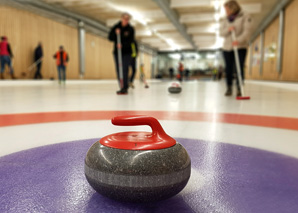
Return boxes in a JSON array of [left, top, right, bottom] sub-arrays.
[[85, 141, 191, 202], [1, 138, 298, 212], [168, 86, 182, 94]]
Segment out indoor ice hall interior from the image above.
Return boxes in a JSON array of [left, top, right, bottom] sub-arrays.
[[1, 0, 298, 212]]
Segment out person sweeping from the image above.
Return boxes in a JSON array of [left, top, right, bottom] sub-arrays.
[[220, 0, 252, 97], [108, 13, 135, 95], [34, 42, 43, 79]]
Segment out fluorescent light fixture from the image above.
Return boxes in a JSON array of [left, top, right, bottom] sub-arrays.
[[206, 54, 216, 59], [166, 39, 181, 51], [169, 53, 181, 60], [150, 23, 176, 31], [155, 33, 181, 50], [171, 0, 211, 8], [214, 13, 221, 22], [141, 38, 163, 43], [212, 0, 221, 11], [158, 32, 183, 39], [105, 2, 149, 26], [180, 13, 215, 23], [187, 23, 220, 34], [136, 29, 153, 37], [182, 53, 201, 60]]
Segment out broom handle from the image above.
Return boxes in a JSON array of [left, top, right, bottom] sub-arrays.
[[28, 58, 43, 71], [116, 32, 124, 89], [231, 30, 245, 97]]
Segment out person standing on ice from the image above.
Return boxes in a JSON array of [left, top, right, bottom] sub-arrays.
[[0, 36, 16, 80], [220, 0, 252, 97], [34, 42, 43, 79], [129, 40, 138, 89], [53, 46, 69, 84], [108, 13, 135, 95]]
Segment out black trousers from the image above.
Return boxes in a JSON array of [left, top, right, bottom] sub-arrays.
[[130, 57, 137, 83], [34, 62, 42, 79], [223, 49, 247, 87], [114, 54, 131, 90]]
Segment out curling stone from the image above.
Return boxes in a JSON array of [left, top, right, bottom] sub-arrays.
[[84, 115, 191, 203], [168, 82, 182, 94]]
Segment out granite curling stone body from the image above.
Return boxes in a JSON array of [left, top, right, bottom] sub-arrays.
[[168, 82, 182, 94], [84, 115, 191, 203]]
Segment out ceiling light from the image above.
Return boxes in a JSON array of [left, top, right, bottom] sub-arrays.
[[212, 0, 221, 11], [105, 2, 149, 26], [169, 53, 181, 60], [214, 13, 221, 22], [206, 54, 216, 59]]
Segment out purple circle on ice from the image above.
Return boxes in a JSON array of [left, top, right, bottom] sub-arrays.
[[0, 138, 298, 213]]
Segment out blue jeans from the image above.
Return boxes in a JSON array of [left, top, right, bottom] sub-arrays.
[[57, 65, 66, 81], [0, 56, 13, 74]]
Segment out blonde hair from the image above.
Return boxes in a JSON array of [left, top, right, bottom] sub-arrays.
[[224, 0, 241, 14]]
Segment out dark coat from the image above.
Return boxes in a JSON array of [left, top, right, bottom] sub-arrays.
[[34, 45, 43, 61], [108, 21, 135, 55]]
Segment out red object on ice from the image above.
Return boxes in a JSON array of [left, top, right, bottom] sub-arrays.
[[236, 96, 251, 100], [100, 115, 176, 150]]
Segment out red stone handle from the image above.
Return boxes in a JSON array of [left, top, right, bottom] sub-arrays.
[[112, 115, 168, 138], [100, 115, 176, 150]]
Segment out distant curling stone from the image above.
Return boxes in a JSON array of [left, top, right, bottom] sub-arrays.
[[168, 82, 182, 94], [84, 115, 191, 203]]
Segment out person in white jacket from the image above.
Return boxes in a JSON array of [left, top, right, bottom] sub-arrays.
[[220, 0, 252, 96]]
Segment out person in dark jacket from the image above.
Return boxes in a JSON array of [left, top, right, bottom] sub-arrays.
[[53, 46, 69, 84], [108, 13, 135, 95], [34, 42, 43, 79], [0, 36, 15, 79], [129, 40, 138, 88]]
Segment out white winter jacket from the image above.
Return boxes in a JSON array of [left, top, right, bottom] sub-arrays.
[[220, 11, 253, 51]]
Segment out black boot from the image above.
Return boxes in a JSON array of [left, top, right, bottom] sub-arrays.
[[225, 86, 232, 96], [116, 88, 128, 95]]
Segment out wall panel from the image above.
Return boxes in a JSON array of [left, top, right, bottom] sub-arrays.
[[281, 0, 298, 81], [134, 52, 152, 82], [250, 35, 262, 79], [245, 44, 252, 79], [0, 6, 79, 79], [262, 16, 280, 80], [0, 5, 155, 81]]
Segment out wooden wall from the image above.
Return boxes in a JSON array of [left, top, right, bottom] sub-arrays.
[[0, 6, 79, 79], [281, 0, 298, 81], [245, 44, 252, 79], [85, 33, 115, 79], [250, 35, 262, 80], [85, 31, 153, 80], [0, 5, 154, 80], [136, 52, 152, 80], [248, 0, 298, 82], [262, 16, 279, 80]]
